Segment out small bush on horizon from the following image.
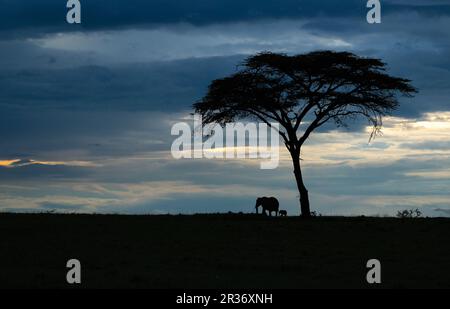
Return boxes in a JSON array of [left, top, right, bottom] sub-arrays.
[[311, 211, 322, 217], [396, 208, 422, 219]]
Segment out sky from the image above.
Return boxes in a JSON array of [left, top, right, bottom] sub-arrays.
[[0, 0, 449, 216]]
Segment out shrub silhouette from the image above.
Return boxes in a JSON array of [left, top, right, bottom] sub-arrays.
[[396, 209, 423, 219]]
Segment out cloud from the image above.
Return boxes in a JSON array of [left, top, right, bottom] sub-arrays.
[[0, 0, 366, 39], [0, 158, 96, 168], [2, 0, 450, 40], [28, 21, 352, 63], [1, 14, 450, 118], [386, 0, 450, 7], [0, 163, 92, 181], [0, 56, 242, 111], [434, 208, 450, 215], [400, 141, 450, 150], [0, 109, 179, 161]]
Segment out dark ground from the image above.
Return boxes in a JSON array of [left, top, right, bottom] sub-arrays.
[[0, 213, 449, 289]]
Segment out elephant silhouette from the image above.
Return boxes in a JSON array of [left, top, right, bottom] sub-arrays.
[[279, 210, 287, 217], [255, 197, 279, 216]]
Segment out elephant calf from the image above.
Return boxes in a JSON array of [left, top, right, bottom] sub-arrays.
[[279, 210, 287, 217]]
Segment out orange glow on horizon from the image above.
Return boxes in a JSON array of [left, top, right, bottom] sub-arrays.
[[0, 159, 21, 167]]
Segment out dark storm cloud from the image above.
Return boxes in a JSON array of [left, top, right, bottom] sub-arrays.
[[0, 56, 240, 111], [1, 0, 450, 39], [1, 1, 449, 117], [0, 0, 363, 39], [0, 109, 175, 159]]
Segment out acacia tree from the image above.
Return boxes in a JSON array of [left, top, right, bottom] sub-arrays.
[[194, 51, 416, 217]]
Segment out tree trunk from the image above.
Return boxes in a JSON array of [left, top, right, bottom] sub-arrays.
[[291, 150, 311, 217]]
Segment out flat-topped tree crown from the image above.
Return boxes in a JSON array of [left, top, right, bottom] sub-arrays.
[[194, 50, 417, 217]]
